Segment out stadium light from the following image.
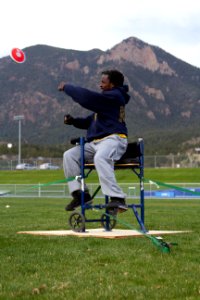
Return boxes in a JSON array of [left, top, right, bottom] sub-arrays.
[[14, 115, 24, 164]]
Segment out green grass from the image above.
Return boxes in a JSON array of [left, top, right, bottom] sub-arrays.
[[1, 167, 200, 184], [0, 169, 200, 299]]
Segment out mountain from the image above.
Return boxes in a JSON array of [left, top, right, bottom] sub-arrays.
[[0, 37, 200, 154]]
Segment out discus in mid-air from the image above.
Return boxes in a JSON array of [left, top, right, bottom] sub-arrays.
[[10, 48, 26, 63]]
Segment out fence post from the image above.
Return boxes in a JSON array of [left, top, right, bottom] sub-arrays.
[[38, 183, 41, 197]]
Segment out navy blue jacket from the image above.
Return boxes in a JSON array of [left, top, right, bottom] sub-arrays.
[[63, 84, 130, 142]]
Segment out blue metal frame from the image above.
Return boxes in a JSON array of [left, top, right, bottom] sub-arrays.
[[78, 136, 146, 232]]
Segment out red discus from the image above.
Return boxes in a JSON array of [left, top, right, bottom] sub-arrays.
[[10, 48, 26, 63]]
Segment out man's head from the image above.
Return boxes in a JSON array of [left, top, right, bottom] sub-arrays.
[[100, 70, 124, 91]]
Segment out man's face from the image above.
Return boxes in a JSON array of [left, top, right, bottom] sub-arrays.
[[100, 74, 114, 91]]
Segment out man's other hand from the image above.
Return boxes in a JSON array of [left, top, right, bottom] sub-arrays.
[[58, 82, 66, 91], [64, 114, 74, 125]]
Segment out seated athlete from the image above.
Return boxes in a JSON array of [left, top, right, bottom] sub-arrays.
[[58, 69, 130, 212]]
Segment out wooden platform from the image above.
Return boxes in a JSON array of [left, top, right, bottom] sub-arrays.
[[17, 228, 190, 239]]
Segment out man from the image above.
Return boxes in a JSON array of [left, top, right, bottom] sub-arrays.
[[58, 69, 130, 212]]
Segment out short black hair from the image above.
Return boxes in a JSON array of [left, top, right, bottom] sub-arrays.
[[101, 70, 124, 87]]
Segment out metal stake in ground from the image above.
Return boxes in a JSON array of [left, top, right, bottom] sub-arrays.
[[104, 212, 177, 253]]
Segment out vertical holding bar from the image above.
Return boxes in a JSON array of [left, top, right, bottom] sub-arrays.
[[80, 137, 85, 217], [105, 195, 110, 231], [138, 138, 145, 225]]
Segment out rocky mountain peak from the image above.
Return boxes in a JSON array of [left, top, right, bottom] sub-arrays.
[[97, 36, 176, 75]]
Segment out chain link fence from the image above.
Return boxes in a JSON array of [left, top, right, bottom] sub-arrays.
[[1, 153, 200, 170], [0, 158, 63, 170]]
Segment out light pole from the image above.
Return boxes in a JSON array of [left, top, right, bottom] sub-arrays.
[[14, 115, 24, 164], [7, 143, 13, 170]]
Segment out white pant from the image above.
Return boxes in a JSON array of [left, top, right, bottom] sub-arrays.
[[63, 135, 128, 198]]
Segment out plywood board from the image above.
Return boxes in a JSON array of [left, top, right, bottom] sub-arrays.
[[17, 228, 190, 239]]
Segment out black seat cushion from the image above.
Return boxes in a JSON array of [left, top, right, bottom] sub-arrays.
[[85, 142, 142, 167], [117, 142, 142, 164]]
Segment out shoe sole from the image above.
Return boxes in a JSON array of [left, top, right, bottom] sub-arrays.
[[107, 205, 128, 214], [117, 206, 128, 213], [65, 200, 93, 211]]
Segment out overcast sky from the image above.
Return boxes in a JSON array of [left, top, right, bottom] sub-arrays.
[[1, 0, 200, 68]]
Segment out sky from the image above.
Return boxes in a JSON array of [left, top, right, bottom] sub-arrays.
[[1, 0, 200, 68]]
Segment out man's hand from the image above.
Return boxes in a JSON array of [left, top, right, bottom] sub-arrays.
[[64, 114, 74, 125], [58, 82, 66, 91]]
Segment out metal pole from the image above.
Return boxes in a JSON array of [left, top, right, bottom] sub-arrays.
[[18, 119, 21, 164], [14, 115, 24, 165]]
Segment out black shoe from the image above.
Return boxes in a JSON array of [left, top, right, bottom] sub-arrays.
[[65, 190, 92, 211], [107, 197, 128, 213]]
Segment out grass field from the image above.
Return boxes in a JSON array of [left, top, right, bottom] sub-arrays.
[[0, 169, 200, 299], [1, 167, 200, 184]]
